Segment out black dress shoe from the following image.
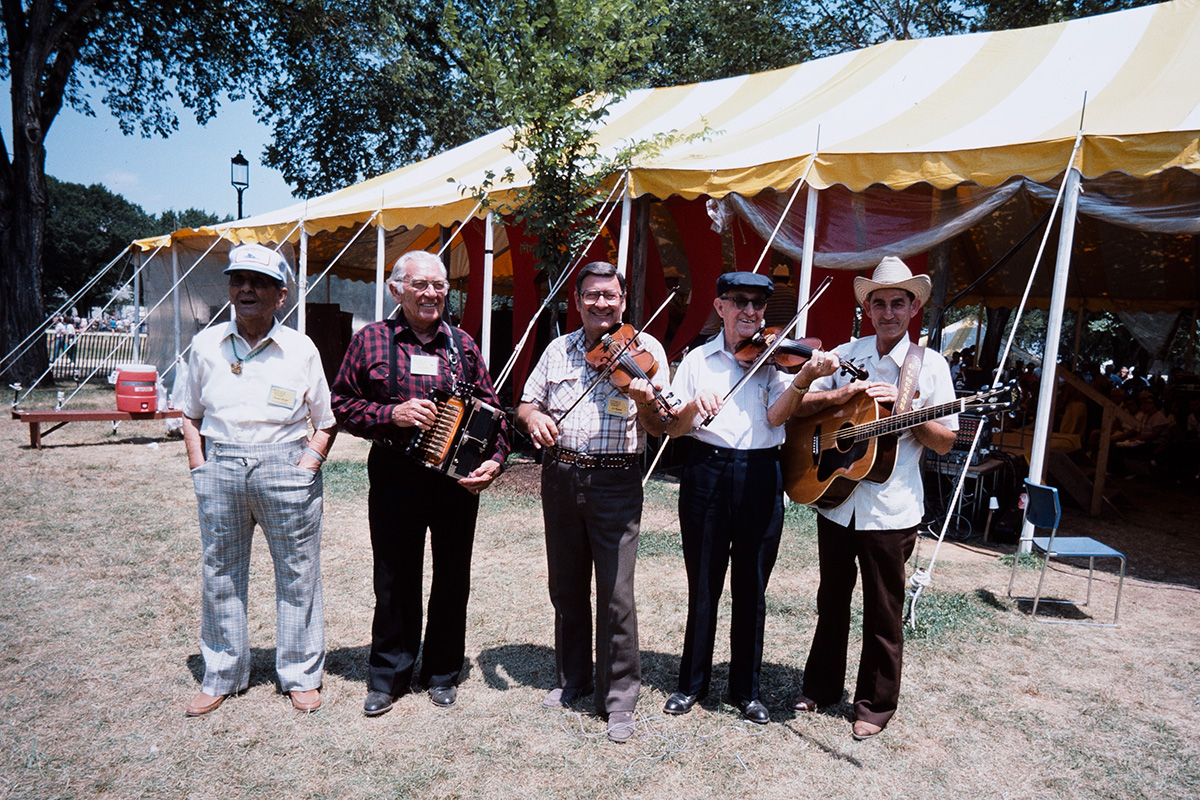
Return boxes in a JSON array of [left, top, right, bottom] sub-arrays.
[[429, 685, 457, 707], [663, 691, 703, 715], [363, 690, 395, 717], [734, 697, 770, 724]]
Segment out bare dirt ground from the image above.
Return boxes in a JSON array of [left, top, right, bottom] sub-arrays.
[[2, 389, 1198, 799]]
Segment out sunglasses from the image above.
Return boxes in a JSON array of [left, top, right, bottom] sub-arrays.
[[720, 294, 767, 311]]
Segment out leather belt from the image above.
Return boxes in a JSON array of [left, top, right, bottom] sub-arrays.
[[547, 446, 639, 469]]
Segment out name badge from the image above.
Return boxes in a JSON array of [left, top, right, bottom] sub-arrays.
[[411, 354, 439, 376], [605, 396, 631, 417], [268, 386, 298, 409]]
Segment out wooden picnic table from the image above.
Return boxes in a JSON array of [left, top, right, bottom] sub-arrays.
[[12, 408, 183, 449]]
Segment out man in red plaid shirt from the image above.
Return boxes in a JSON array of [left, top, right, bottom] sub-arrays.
[[332, 250, 509, 717]]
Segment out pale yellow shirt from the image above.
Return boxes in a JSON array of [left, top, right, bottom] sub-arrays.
[[181, 320, 335, 444]]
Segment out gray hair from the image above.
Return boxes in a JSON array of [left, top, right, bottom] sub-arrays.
[[388, 250, 448, 285]]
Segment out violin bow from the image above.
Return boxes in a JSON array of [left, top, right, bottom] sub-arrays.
[[550, 288, 679, 428], [700, 275, 833, 427]]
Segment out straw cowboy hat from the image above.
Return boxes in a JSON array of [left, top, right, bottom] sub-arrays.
[[853, 256, 932, 307]]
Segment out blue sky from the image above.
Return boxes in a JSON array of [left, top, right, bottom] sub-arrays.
[[3, 84, 300, 219]]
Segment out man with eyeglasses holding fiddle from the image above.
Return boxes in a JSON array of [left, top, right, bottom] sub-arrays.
[[332, 250, 509, 717], [660, 272, 837, 724], [517, 261, 670, 743]]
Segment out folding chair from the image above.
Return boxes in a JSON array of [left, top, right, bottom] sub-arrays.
[[1006, 479, 1126, 627]]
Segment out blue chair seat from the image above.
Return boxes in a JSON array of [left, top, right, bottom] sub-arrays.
[[1031, 537, 1124, 560]]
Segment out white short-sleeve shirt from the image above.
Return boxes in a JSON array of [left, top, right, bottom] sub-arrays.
[[810, 335, 958, 530], [673, 335, 792, 450], [182, 320, 336, 444]]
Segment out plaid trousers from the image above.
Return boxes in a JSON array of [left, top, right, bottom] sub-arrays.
[[192, 439, 325, 694]]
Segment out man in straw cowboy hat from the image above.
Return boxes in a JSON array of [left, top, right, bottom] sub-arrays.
[[788, 256, 958, 740]]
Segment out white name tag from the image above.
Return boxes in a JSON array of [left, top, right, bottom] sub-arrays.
[[411, 354, 439, 376], [268, 386, 298, 409]]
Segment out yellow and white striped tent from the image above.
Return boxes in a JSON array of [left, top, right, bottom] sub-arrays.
[[142, 0, 1200, 256]]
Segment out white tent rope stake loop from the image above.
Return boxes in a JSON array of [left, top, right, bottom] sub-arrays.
[[904, 127, 1087, 629]]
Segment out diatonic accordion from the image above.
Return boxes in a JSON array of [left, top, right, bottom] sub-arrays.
[[407, 388, 504, 478]]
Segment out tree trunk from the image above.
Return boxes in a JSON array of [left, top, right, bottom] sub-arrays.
[[1, 49, 52, 386]]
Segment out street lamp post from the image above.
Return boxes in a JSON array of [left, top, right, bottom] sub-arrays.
[[230, 151, 250, 219]]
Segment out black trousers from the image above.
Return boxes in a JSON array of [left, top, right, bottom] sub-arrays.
[[802, 514, 917, 729], [366, 445, 479, 694], [541, 460, 642, 714], [676, 444, 783, 702]]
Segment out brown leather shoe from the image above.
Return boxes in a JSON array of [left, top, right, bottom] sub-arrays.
[[852, 720, 883, 740], [185, 691, 226, 717], [290, 688, 322, 713], [791, 694, 818, 713]]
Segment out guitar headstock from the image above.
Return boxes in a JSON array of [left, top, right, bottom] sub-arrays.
[[966, 381, 1021, 415]]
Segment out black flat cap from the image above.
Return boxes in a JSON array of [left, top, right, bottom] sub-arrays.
[[717, 271, 774, 297]]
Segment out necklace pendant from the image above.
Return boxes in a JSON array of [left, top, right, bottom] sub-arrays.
[[231, 361, 243, 375]]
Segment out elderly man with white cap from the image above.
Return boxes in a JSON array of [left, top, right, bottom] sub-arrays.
[[789, 256, 956, 741], [180, 243, 338, 716]]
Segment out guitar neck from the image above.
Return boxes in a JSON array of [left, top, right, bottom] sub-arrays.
[[850, 394, 980, 442]]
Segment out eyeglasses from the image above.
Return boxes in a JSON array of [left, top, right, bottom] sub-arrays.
[[580, 290, 624, 304], [720, 294, 767, 311], [404, 278, 449, 294]]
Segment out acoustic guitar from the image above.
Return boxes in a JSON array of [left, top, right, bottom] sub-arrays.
[[782, 384, 1018, 508]]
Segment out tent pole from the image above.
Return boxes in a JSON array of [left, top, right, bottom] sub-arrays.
[[299, 227, 308, 335], [133, 251, 143, 363], [617, 181, 632, 281], [1021, 166, 1082, 553], [796, 186, 819, 336], [376, 217, 386, 321], [171, 245, 181, 367], [482, 212, 495, 369]]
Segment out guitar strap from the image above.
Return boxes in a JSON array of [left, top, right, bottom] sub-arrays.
[[895, 341, 925, 414]]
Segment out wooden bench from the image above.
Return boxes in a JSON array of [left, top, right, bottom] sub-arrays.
[[12, 408, 183, 449]]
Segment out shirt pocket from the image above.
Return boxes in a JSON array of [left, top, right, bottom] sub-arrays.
[[546, 376, 581, 416]]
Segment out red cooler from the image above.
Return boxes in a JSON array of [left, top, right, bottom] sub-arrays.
[[115, 364, 158, 413]]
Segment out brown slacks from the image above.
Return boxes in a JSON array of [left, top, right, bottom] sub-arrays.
[[802, 513, 917, 729]]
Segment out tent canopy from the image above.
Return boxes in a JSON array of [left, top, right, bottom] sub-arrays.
[[138, 0, 1200, 258]]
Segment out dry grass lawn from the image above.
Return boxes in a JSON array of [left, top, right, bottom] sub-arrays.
[[2, 386, 1199, 799]]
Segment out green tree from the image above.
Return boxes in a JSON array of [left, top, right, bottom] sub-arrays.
[[632, 0, 811, 87], [796, 0, 1160, 57], [1, 0, 272, 383], [43, 176, 153, 312], [447, 0, 666, 281], [256, 0, 500, 198], [43, 177, 222, 314]]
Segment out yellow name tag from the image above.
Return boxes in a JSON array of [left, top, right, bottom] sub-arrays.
[[268, 386, 298, 409], [605, 396, 631, 417]]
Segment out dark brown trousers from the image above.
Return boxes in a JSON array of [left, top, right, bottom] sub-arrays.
[[803, 514, 917, 729]]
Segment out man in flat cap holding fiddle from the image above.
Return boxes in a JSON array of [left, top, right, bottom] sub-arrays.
[[789, 256, 957, 741], [517, 261, 670, 743], [661, 271, 838, 724]]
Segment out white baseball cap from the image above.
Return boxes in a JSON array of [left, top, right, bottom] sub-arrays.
[[224, 243, 291, 285]]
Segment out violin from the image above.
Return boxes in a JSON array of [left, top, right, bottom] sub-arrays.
[[734, 327, 870, 381], [585, 323, 679, 420]]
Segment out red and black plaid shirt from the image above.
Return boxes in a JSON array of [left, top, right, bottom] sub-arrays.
[[331, 317, 510, 464]]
